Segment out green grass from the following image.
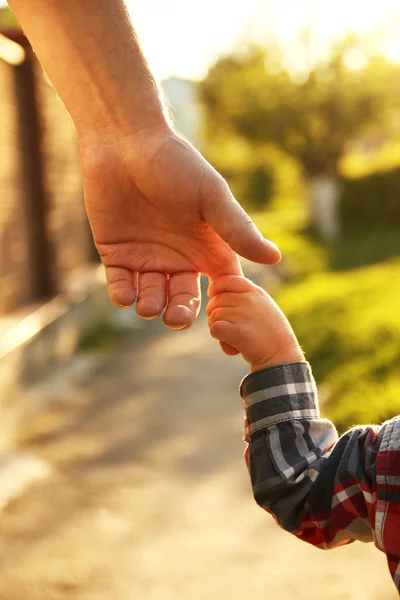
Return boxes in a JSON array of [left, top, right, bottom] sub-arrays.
[[253, 209, 400, 432]]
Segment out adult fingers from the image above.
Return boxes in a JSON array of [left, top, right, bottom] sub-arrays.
[[105, 266, 137, 308], [163, 271, 201, 330], [136, 272, 167, 320], [202, 174, 281, 265]]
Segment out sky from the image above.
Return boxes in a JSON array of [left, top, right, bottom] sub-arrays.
[[2, 0, 400, 79], [127, 0, 400, 79]]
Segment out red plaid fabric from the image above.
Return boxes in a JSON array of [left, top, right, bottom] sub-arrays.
[[240, 362, 400, 592]]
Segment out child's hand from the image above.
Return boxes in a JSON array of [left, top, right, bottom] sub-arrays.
[[207, 275, 304, 373]]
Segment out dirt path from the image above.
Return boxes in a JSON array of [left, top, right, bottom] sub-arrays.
[[0, 309, 395, 599]]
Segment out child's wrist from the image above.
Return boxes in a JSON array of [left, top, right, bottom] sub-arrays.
[[250, 347, 305, 374]]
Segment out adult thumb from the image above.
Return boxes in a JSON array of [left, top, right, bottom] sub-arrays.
[[202, 175, 281, 265]]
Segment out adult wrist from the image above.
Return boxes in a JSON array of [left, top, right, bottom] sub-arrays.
[[77, 108, 172, 148]]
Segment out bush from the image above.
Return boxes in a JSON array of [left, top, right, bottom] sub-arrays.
[[254, 211, 400, 433], [246, 166, 274, 210], [276, 260, 400, 433], [222, 164, 274, 211], [339, 167, 400, 230]]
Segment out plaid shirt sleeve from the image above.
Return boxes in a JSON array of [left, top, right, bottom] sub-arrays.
[[240, 362, 400, 592]]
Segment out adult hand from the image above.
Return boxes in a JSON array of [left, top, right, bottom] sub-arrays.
[[8, 0, 280, 330], [80, 126, 281, 330]]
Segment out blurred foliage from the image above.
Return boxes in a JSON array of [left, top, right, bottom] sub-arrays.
[[200, 129, 303, 212], [341, 140, 400, 178], [340, 166, 400, 230], [201, 41, 400, 179], [246, 165, 274, 211], [254, 210, 400, 432], [216, 160, 274, 211], [0, 6, 19, 27], [279, 260, 400, 432], [201, 39, 400, 431]]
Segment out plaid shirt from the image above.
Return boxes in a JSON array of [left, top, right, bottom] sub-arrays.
[[240, 362, 400, 592]]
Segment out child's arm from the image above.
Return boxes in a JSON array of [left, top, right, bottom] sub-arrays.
[[207, 275, 400, 591]]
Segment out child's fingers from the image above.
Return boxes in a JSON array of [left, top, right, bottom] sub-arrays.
[[209, 318, 232, 341], [207, 306, 234, 328], [209, 319, 242, 352], [205, 292, 245, 317], [219, 342, 240, 356], [208, 275, 254, 297]]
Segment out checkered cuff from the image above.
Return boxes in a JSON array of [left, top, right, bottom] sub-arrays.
[[240, 362, 319, 440]]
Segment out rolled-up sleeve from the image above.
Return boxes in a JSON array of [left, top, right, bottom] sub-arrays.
[[240, 362, 400, 591]]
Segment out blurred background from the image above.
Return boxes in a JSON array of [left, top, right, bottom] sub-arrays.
[[0, 1, 399, 598]]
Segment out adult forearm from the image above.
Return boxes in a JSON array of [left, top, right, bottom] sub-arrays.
[[8, 0, 170, 139]]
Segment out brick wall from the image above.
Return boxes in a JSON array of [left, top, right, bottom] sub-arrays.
[[34, 62, 93, 295], [0, 33, 97, 315], [0, 58, 33, 312]]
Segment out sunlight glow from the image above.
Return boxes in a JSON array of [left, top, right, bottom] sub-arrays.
[[127, 0, 400, 80]]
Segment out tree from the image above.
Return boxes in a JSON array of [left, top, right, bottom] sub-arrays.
[[201, 42, 400, 239]]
